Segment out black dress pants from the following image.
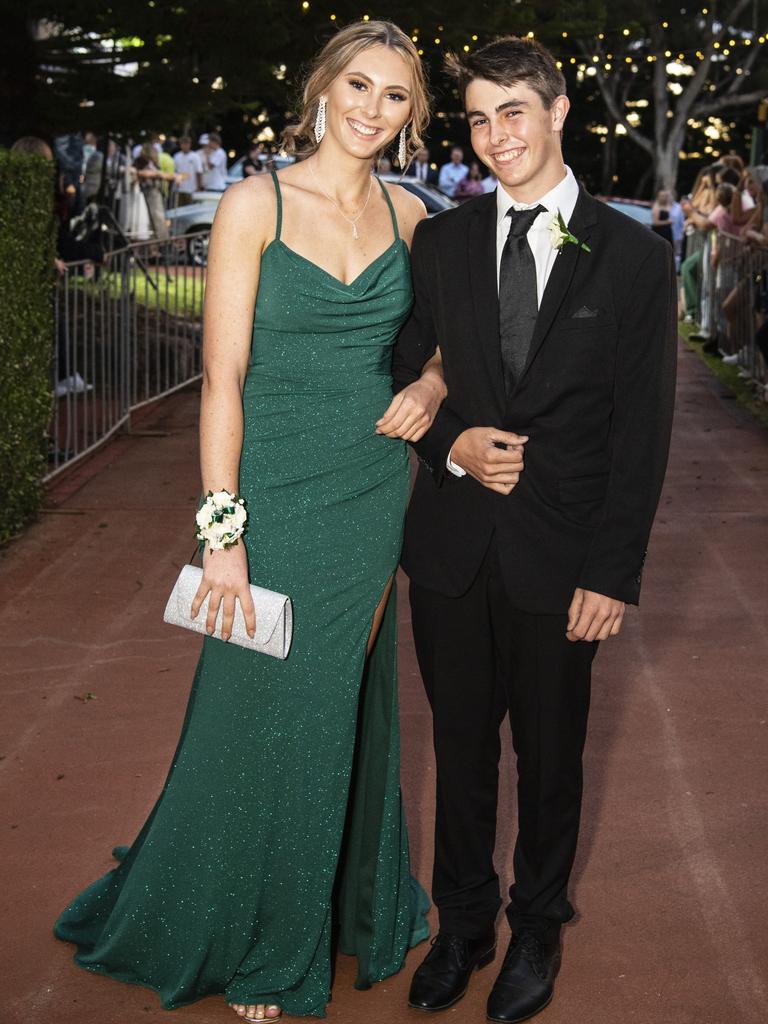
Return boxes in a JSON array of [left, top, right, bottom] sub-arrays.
[[409, 536, 596, 942]]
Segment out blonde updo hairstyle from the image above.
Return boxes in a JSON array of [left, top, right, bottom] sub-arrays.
[[282, 20, 431, 169]]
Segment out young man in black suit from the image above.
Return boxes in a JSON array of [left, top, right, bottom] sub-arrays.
[[406, 145, 440, 186], [391, 36, 677, 1023]]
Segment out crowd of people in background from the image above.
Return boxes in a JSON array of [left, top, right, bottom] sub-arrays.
[[8, 128, 270, 398], [433, 145, 497, 197], [20, 130, 273, 252], [28, 129, 509, 261], [10, 127, 767, 393], [671, 154, 768, 373]]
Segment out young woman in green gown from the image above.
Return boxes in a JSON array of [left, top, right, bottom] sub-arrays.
[[54, 20, 446, 1022]]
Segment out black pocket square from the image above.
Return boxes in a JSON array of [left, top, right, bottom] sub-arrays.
[[570, 305, 599, 318]]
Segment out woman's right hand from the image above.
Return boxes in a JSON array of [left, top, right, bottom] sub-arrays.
[[190, 542, 256, 642]]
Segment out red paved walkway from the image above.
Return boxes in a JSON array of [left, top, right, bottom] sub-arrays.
[[1, 339, 766, 1024]]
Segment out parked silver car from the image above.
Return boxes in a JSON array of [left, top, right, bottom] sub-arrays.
[[600, 196, 653, 225], [166, 201, 219, 266], [226, 153, 295, 185], [378, 174, 458, 216]]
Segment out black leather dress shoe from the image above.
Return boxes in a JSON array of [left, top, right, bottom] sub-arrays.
[[486, 931, 561, 1023], [408, 931, 496, 1012]]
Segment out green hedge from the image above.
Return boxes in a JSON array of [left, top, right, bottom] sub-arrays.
[[0, 150, 55, 545]]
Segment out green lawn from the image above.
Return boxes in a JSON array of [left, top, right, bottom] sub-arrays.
[[116, 267, 205, 317], [679, 323, 768, 430], [66, 266, 205, 318]]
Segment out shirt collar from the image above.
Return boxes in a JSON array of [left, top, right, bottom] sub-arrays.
[[496, 165, 579, 226]]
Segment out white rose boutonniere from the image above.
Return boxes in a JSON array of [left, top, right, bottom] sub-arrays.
[[549, 209, 591, 253]]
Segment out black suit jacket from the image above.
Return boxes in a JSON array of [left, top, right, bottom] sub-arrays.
[[392, 187, 677, 613], [405, 162, 439, 187]]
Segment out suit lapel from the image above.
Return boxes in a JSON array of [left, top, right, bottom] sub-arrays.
[[515, 187, 600, 388], [467, 194, 505, 413]]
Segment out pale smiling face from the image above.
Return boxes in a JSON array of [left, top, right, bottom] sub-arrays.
[[465, 78, 569, 202], [324, 44, 413, 160]]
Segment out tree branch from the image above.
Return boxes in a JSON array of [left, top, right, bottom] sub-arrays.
[[576, 38, 654, 154], [722, 0, 753, 32], [648, 22, 668, 149], [670, 10, 718, 140], [724, 34, 764, 93], [691, 88, 768, 116]]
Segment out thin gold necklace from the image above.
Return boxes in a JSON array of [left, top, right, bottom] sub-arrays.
[[309, 162, 374, 240]]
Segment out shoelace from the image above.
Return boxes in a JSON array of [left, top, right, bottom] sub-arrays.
[[428, 933, 471, 971], [506, 932, 547, 979]]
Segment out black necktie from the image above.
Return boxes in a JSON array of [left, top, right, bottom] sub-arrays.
[[499, 204, 546, 392]]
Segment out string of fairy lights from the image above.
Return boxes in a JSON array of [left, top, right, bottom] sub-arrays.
[[295, 3, 767, 73], [288, 3, 766, 159]]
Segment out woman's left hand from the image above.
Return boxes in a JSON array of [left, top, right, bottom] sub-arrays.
[[376, 367, 447, 442]]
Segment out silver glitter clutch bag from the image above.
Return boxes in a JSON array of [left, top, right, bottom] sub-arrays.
[[163, 565, 292, 659]]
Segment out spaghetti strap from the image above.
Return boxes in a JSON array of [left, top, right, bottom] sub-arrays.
[[270, 170, 282, 240], [376, 177, 400, 241]]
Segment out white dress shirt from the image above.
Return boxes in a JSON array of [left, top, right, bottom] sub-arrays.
[[200, 146, 227, 190], [173, 150, 203, 193], [438, 161, 469, 197], [495, 165, 580, 299], [412, 160, 430, 183], [447, 165, 580, 477]]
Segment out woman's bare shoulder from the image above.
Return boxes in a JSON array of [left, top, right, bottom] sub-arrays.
[[381, 180, 427, 243], [382, 179, 427, 216], [212, 175, 277, 246]]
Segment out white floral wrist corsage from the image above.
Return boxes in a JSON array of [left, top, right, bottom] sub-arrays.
[[195, 490, 247, 551]]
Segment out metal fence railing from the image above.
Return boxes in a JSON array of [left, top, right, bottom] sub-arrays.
[[713, 234, 767, 390], [682, 228, 767, 395], [48, 232, 207, 480]]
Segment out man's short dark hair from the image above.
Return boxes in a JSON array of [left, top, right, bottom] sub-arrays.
[[718, 166, 740, 187], [445, 35, 566, 109]]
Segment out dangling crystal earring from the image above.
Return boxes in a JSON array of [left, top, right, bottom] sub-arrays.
[[314, 96, 327, 144], [397, 125, 408, 168]]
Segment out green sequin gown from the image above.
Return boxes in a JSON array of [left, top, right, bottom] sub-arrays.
[[54, 173, 429, 1017]]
